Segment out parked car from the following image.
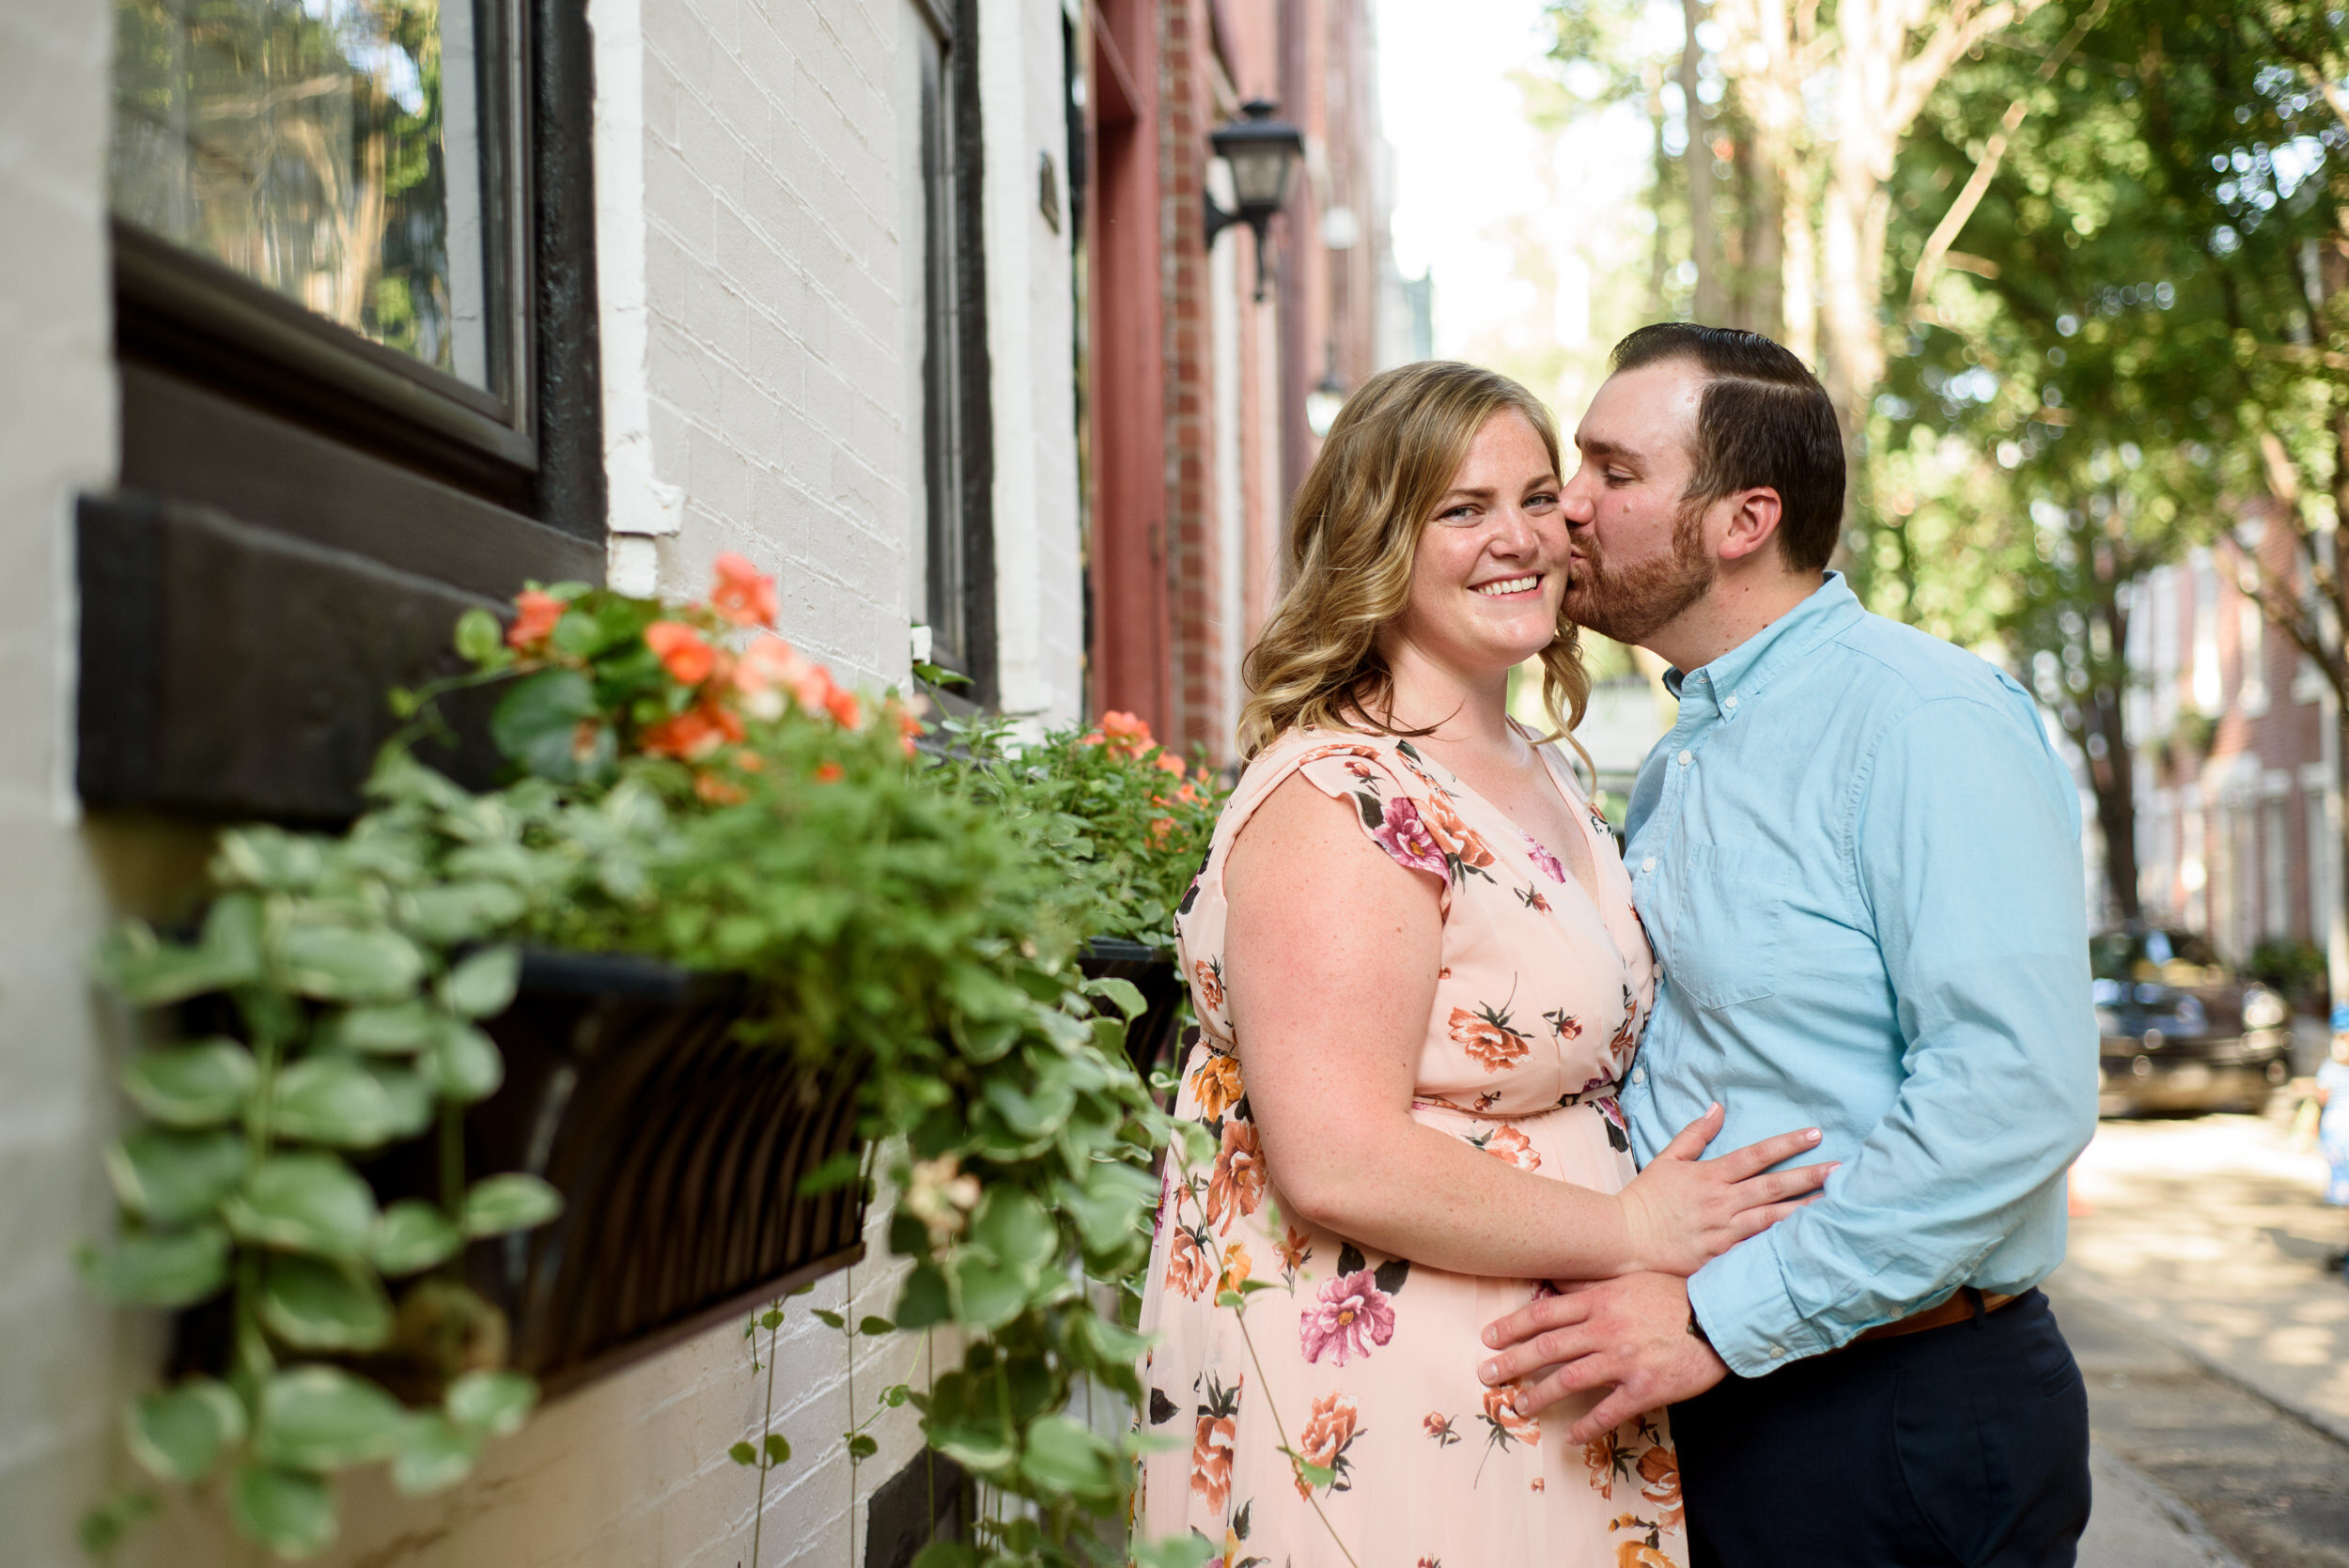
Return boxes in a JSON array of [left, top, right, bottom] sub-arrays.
[[2093, 926, 2295, 1115]]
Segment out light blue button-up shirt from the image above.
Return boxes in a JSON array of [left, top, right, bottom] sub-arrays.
[[1619, 573, 2097, 1378]]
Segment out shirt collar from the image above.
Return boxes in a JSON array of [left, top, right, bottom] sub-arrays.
[[1662, 572, 1862, 708]]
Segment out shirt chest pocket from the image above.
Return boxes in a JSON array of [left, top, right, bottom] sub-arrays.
[[1659, 846, 1783, 1011]]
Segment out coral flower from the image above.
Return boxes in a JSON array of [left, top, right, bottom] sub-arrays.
[[708, 551, 779, 628], [694, 771, 747, 804], [1205, 1117, 1266, 1228], [640, 705, 734, 761], [813, 761, 845, 784], [1189, 1052, 1243, 1121], [1154, 752, 1187, 777], [507, 589, 565, 650], [646, 620, 717, 685], [1292, 1391, 1361, 1497], [1100, 709, 1154, 759], [824, 685, 863, 728]]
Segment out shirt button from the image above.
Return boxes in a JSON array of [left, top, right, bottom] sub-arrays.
[[1641, 856, 1656, 873], [1723, 694, 1739, 711], [1630, 1067, 1645, 1085], [1768, 1344, 1786, 1359], [1676, 750, 1692, 767]]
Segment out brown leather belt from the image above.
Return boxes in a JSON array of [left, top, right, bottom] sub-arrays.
[[1850, 1288, 2017, 1345]]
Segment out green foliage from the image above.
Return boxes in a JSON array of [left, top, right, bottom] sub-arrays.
[[82, 564, 1218, 1564]]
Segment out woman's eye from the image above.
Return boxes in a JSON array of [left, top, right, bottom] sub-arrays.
[[1439, 505, 1477, 523], [1526, 491, 1558, 509]]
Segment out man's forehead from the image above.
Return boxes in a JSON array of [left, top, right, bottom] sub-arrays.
[[1576, 360, 1703, 458]]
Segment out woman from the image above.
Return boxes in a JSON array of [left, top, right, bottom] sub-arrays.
[[1133, 362, 1829, 1567]]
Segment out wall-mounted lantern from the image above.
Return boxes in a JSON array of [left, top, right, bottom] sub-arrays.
[[1204, 100, 1305, 302]]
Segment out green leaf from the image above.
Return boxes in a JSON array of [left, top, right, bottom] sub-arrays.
[[757, 1308, 784, 1331], [120, 1039, 257, 1127], [371, 1200, 463, 1276], [911, 660, 973, 689], [77, 1225, 230, 1307], [490, 668, 601, 781], [260, 1255, 393, 1352], [103, 1128, 249, 1225], [400, 883, 528, 947], [460, 1172, 562, 1238], [856, 1315, 894, 1339], [77, 1489, 160, 1561], [390, 1413, 481, 1496], [270, 1057, 404, 1148], [357, 1062, 434, 1140], [728, 1440, 757, 1467], [946, 1255, 1031, 1332], [422, 1021, 505, 1103], [1081, 976, 1149, 1021], [124, 1378, 246, 1483], [812, 1309, 846, 1329], [763, 1433, 791, 1465], [969, 1189, 1058, 1275], [254, 1366, 406, 1471], [1018, 1414, 1117, 1496], [1128, 1532, 1216, 1568], [1079, 1312, 1152, 1364], [214, 830, 324, 893], [223, 1155, 380, 1259], [228, 1464, 337, 1559], [97, 910, 258, 1007], [893, 1265, 951, 1329], [332, 1001, 439, 1055], [797, 1149, 863, 1194], [439, 946, 521, 1018], [925, 1417, 1016, 1472], [453, 607, 505, 664], [276, 924, 426, 1004], [880, 1384, 910, 1408], [846, 1432, 879, 1460], [445, 1370, 537, 1438]]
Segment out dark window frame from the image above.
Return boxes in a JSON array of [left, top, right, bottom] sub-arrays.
[[85, 0, 608, 822], [910, 0, 997, 707]]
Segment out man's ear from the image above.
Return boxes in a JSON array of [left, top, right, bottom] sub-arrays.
[[1716, 487, 1784, 565]]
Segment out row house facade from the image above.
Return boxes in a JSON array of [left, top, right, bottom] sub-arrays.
[[2126, 512, 2342, 978], [0, 0, 1392, 1562]]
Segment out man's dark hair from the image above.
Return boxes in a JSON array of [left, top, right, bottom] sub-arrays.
[[1609, 322, 1844, 572]]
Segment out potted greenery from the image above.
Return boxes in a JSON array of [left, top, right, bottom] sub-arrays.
[[78, 556, 1221, 1565]]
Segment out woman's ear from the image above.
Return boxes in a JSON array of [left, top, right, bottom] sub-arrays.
[[1717, 487, 1785, 565]]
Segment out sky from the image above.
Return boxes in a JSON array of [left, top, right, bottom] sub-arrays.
[[1375, 0, 1666, 413]]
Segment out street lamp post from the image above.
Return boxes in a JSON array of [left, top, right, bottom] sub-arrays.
[[1204, 100, 1305, 303]]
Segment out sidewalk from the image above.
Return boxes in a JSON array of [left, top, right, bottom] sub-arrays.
[[2060, 1109, 2349, 1444], [2080, 1445, 2244, 1568]]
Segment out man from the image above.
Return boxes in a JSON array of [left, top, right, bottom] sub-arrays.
[[1477, 324, 2097, 1565]]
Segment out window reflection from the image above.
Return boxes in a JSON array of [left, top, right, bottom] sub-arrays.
[[110, 0, 497, 390]]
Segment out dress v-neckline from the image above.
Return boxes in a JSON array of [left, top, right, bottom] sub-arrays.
[[1408, 733, 1617, 922]]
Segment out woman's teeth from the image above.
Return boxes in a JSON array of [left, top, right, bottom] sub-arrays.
[[1474, 575, 1539, 597]]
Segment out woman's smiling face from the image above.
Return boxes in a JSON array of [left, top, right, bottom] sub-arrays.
[[1386, 409, 1570, 680]]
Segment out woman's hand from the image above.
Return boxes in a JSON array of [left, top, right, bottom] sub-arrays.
[[1614, 1104, 1834, 1277]]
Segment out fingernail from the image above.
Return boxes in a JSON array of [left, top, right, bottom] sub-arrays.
[[1805, 1128, 1823, 1142], [1484, 1327, 1499, 1347], [1481, 1361, 1500, 1383]]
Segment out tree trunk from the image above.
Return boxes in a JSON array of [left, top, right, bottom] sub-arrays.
[[2089, 593, 2141, 924], [1682, 0, 1724, 321]]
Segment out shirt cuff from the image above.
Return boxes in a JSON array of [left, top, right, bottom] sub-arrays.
[[1687, 1234, 1837, 1378]]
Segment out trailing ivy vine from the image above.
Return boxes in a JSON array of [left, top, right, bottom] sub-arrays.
[[79, 557, 1223, 1566]]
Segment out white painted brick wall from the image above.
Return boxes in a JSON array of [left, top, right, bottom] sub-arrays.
[[3, 0, 1085, 1558], [620, 0, 916, 697], [0, 0, 139, 1561]]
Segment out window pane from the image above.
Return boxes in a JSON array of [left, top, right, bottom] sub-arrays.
[[110, 0, 500, 391]]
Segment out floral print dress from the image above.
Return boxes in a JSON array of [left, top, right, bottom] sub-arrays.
[[1134, 726, 1685, 1568]]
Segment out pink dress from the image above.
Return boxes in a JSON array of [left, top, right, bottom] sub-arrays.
[[1134, 726, 1686, 1568]]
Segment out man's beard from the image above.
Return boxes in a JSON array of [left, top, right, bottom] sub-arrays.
[[1563, 500, 1715, 646]]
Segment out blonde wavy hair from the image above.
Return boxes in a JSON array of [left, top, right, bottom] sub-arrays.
[[1237, 361, 1593, 768]]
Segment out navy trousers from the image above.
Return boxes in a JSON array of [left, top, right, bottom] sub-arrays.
[[1669, 1290, 2092, 1568]]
